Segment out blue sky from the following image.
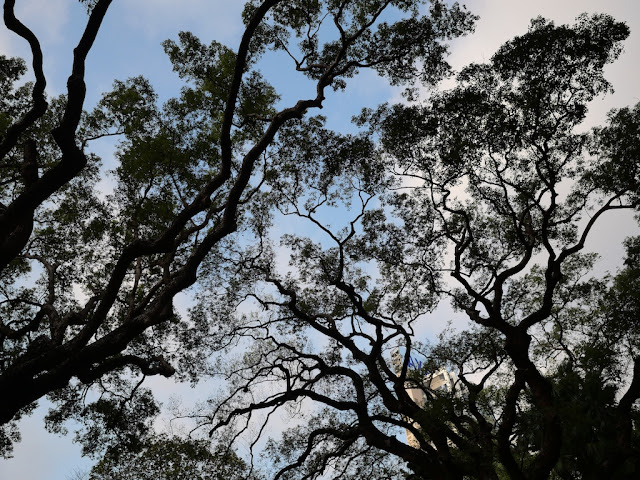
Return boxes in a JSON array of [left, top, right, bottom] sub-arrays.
[[1, 1, 639, 479]]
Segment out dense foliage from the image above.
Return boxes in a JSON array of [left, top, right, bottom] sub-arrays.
[[87, 435, 256, 480], [1, 1, 640, 479], [191, 13, 640, 480], [0, 0, 474, 462]]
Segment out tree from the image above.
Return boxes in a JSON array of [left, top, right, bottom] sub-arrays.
[[87, 434, 257, 480], [0, 0, 476, 458], [192, 14, 640, 479]]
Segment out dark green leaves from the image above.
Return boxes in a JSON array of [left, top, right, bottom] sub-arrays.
[[588, 102, 640, 202], [89, 435, 253, 480], [493, 14, 628, 100]]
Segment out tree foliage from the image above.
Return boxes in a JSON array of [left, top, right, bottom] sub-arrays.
[[2, 2, 640, 479], [0, 0, 475, 460], [87, 434, 256, 480], [187, 13, 640, 480]]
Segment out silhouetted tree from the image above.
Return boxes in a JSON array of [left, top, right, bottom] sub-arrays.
[[88, 434, 257, 480], [0, 0, 475, 457], [198, 15, 640, 479]]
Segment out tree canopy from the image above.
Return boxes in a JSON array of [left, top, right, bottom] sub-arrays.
[[86, 434, 256, 480], [0, 0, 475, 459], [188, 12, 640, 480], [1, 1, 640, 480]]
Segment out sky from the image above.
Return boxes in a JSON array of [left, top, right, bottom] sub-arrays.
[[1, 1, 639, 479]]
